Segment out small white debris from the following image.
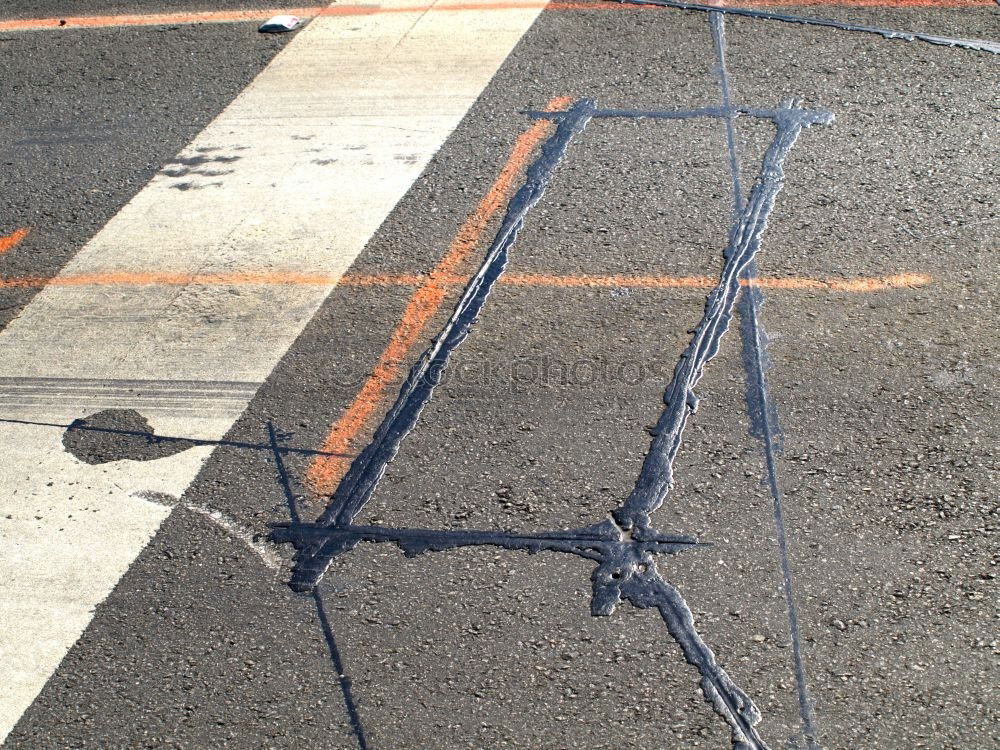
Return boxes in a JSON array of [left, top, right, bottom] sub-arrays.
[[259, 15, 302, 33]]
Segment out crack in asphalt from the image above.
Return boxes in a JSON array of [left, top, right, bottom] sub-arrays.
[[617, 0, 1000, 54], [709, 11, 821, 749]]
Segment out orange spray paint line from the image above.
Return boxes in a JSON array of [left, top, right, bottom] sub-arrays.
[[0, 228, 29, 255], [303, 96, 573, 495]]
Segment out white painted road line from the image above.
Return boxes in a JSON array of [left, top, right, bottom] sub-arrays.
[[0, 1, 547, 741]]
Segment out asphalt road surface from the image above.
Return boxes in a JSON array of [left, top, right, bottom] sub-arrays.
[[0, 2, 997, 749]]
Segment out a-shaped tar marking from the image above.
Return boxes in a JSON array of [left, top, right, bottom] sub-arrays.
[[274, 98, 833, 750]]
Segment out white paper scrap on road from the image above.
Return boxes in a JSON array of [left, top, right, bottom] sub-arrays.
[[259, 14, 302, 33], [0, 0, 548, 741]]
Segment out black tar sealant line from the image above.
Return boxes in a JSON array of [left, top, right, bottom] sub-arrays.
[[276, 513, 770, 749], [289, 98, 598, 592], [276, 99, 834, 750], [737, 273, 823, 750], [709, 11, 744, 215], [737, 276, 779, 449], [267, 421, 301, 526], [267, 422, 371, 750], [313, 588, 371, 750], [273, 519, 699, 560], [614, 99, 834, 537], [708, 12, 822, 749], [277, 514, 767, 745], [616, 0, 1000, 54]]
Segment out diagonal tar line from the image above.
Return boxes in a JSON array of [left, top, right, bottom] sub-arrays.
[[267, 421, 302, 526], [599, 97, 828, 750], [708, 12, 822, 749], [616, 0, 1000, 54], [614, 99, 834, 536], [267, 422, 369, 750], [312, 589, 371, 750], [289, 98, 598, 592]]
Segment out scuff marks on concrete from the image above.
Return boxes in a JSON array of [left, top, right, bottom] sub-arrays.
[[618, 0, 1000, 54]]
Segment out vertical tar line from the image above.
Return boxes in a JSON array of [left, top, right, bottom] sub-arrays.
[[613, 101, 830, 535], [290, 99, 598, 592], [708, 15, 822, 750], [268, 421, 301, 526], [742, 295, 820, 750], [268, 422, 369, 749], [313, 589, 371, 750], [710, 12, 743, 215]]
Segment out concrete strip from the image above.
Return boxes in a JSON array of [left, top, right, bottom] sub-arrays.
[[0, 0, 546, 741]]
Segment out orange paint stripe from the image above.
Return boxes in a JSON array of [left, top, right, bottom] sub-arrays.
[[0, 271, 426, 289], [302, 95, 573, 495], [0, 228, 29, 255], [0, 269, 932, 291], [303, 267, 929, 493], [503, 271, 933, 291], [0, 0, 989, 32]]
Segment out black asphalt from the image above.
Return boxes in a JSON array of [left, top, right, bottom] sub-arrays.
[[2, 0, 293, 21], [2, 3, 998, 749], [0, 18, 291, 327]]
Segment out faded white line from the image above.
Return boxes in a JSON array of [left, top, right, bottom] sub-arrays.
[[132, 491, 282, 572], [0, 0, 547, 741]]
